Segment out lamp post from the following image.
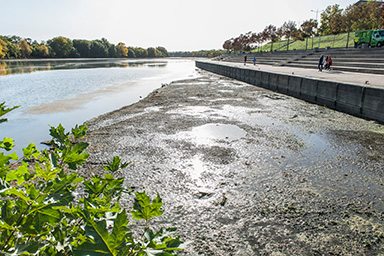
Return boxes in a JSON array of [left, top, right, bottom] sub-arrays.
[[311, 9, 323, 48]]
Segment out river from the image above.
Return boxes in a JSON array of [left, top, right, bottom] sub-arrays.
[[0, 58, 197, 154]]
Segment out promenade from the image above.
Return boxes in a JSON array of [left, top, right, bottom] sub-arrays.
[[196, 60, 384, 122], [219, 60, 384, 89]]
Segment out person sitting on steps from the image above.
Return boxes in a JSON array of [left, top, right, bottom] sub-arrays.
[[325, 56, 333, 71]]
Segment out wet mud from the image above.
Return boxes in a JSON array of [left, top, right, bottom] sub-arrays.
[[82, 70, 384, 255]]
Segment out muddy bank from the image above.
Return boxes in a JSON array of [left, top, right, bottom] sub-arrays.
[[82, 70, 384, 255]]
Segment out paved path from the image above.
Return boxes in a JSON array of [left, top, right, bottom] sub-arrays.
[[217, 60, 384, 89]]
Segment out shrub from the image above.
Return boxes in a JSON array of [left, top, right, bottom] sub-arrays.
[[0, 102, 184, 255]]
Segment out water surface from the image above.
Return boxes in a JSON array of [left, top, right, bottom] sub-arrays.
[[0, 58, 197, 154]]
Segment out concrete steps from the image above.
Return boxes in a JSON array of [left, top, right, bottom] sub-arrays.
[[221, 47, 384, 75]]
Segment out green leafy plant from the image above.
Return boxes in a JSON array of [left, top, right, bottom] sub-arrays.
[[0, 102, 184, 255]]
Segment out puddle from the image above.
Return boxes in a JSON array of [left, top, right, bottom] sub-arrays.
[[178, 123, 247, 146]]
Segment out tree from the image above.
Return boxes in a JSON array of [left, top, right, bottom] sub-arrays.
[[6, 42, 20, 58], [262, 25, 278, 51], [222, 38, 233, 51], [300, 19, 318, 38], [157, 46, 169, 57], [0, 38, 7, 59], [38, 44, 49, 57], [73, 39, 91, 58], [108, 44, 118, 58], [48, 36, 73, 58], [117, 42, 128, 57], [134, 47, 147, 58], [147, 47, 159, 57], [19, 39, 31, 58], [89, 40, 109, 58], [320, 4, 344, 35], [127, 47, 136, 58], [381, 2, 384, 28], [280, 21, 297, 50]]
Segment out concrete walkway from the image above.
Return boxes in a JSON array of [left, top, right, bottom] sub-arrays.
[[218, 60, 384, 89]]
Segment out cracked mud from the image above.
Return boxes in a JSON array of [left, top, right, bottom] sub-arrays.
[[82, 70, 384, 255]]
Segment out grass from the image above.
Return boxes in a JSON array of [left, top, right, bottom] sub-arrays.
[[253, 32, 356, 52]]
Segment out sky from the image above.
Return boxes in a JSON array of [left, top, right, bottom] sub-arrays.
[[2, 0, 357, 52]]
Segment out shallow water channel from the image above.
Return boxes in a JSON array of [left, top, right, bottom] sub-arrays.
[[0, 58, 197, 153]]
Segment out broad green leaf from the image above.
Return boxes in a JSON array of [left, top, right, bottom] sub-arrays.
[[74, 210, 133, 256], [11, 239, 40, 255], [32, 207, 61, 232], [0, 137, 15, 151], [35, 162, 58, 181], [6, 163, 29, 185], [0, 152, 18, 166], [72, 124, 88, 139], [104, 156, 131, 172], [22, 142, 40, 160], [49, 124, 69, 149], [130, 192, 164, 222], [5, 188, 31, 203]]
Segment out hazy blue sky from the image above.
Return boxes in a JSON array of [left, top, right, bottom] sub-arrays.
[[2, 0, 357, 51]]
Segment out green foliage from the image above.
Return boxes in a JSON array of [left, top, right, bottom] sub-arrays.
[[0, 35, 169, 60], [131, 192, 164, 222], [48, 36, 74, 58], [0, 103, 184, 255]]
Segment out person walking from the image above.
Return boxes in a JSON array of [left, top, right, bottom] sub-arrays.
[[253, 56, 256, 65], [318, 54, 324, 72], [244, 55, 247, 65]]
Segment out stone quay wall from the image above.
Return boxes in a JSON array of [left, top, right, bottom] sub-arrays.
[[196, 61, 384, 123]]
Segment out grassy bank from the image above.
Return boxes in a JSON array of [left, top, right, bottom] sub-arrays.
[[254, 32, 356, 52]]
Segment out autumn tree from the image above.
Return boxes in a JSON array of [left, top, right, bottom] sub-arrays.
[[38, 44, 49, 57], [116, 42, 128, 57], [381, 3, 384, 28], [223, 39, 233, 52], [134, 47, 147, 58], [300, 19, 318, 38], [19, 39, 31, 58], [0, 38, 7, 59], [320, 4, 344, 35]]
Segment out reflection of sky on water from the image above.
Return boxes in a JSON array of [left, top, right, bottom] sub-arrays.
[[0, 58, 197, 154]]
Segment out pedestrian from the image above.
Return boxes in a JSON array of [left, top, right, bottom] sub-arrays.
[[324, 56, 329, 70], [318, 54, 324, 72], [326, 56, 333, 71], [253, 56, 256, 65], [244, 55, 247, 65]]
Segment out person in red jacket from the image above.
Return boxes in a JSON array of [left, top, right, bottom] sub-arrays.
[[325, 56, 333, 71]]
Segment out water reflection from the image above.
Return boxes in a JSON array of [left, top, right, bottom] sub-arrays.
[[0, 59, 167, 76]]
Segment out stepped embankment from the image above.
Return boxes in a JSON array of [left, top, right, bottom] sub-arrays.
[[197, 60, 384, 122]]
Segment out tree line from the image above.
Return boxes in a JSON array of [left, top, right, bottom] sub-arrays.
[[169, 49, 226, 58], [0, 36, 169, 59], [223, 1, 384, 52]]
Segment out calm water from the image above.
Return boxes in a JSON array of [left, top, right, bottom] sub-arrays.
[[0, 58, 198, 154]]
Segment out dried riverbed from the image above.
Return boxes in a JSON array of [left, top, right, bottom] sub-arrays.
[[82, 70, 384, 255]]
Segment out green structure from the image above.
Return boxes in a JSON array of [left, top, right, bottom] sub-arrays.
[[354, 29, 384, 48]]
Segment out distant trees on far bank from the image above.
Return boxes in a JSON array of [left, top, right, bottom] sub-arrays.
[[169, 49, 226, 58], [0, 35, 169, 59], [223, 1, 384, 52]]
